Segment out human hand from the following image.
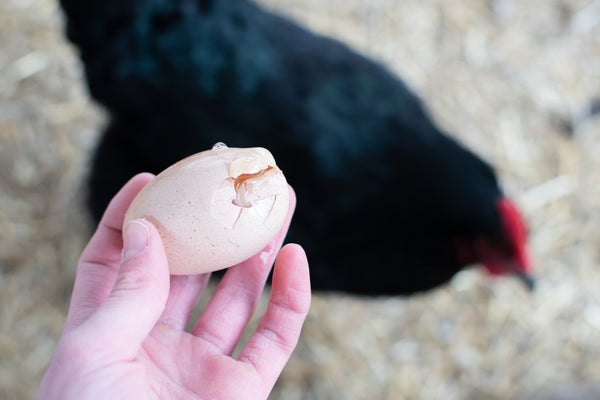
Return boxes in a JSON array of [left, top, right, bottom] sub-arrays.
[[38, 173, 311, 400]]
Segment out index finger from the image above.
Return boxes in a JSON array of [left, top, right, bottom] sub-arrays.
[[65, 173, 155, 330]]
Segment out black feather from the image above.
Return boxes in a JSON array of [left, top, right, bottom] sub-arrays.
[[62, 0, 507, 295]]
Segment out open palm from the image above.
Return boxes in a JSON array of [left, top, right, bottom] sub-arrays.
[[38, 173, 311, 400]]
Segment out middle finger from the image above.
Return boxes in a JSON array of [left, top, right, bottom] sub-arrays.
[[190, 187, 296, 354]]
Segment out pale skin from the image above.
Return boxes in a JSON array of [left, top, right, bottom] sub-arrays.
[[38, 173, 311, 400]]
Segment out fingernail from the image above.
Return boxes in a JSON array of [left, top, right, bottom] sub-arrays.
[[122, 219, 149, 262]]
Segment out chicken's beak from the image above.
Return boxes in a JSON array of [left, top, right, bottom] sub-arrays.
[[494, 197, 535, 291], [515, 270, 535, 291], [484, 260, 536, 292]]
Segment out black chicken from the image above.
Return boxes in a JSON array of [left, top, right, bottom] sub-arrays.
[[60, 0, 533, 294]]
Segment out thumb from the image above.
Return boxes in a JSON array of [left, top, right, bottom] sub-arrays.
[[85, 219, 170, 358]]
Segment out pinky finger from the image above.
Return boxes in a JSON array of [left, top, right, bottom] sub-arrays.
[[237, 244, 311, 394]]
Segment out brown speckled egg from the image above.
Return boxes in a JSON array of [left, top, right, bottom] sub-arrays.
[[123, 143, 290, 275]]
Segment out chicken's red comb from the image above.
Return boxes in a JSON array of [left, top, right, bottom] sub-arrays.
[[496, 197, 532, 274]]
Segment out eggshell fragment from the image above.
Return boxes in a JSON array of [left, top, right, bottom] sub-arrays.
[[123, 144, 290, 275]]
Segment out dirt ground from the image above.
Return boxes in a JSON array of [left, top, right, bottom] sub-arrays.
[[1, 0, 599, 399]]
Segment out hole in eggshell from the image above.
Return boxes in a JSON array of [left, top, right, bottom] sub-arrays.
[[232, 166, 280, 207], [209, 163, 285, 230], [233, 167, 273, 192]]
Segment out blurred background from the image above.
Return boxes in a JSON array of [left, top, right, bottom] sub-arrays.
[[1, 0, 599, 399]]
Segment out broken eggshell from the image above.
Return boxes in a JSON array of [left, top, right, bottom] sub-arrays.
[[123, 144, 290, 275]]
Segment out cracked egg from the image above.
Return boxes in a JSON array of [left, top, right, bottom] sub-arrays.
[[123, 143, 290, 275]]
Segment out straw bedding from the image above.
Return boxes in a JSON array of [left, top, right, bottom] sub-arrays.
[[1, 0, 598, 399]]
